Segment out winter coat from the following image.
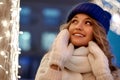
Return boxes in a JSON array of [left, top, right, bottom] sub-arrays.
[[35, 47, 120, 80]]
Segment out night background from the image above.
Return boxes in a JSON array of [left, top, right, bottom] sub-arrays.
[[19, 0, 120, 80]]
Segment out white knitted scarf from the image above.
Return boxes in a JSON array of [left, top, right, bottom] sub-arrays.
[[63, 47, 92, 80], [65, 47, 91, 73]]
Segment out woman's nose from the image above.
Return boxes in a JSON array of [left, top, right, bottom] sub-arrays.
[[75, 23, 83, 30]]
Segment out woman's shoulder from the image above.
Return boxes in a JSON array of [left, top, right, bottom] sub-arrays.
[[39, 53, 50, 63], [112, 68, 120, 80]]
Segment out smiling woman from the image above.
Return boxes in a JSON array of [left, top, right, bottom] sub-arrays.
[[35, 2, 120, 80], [68, 14, 94, 47]]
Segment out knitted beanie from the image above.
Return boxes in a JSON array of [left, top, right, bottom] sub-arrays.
[[66, 2, 111, 33]]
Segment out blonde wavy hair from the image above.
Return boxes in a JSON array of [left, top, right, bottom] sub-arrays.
[[60, 19, 117, 71]]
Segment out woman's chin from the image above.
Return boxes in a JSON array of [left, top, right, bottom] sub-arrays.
[[72, 42, 88, 48]]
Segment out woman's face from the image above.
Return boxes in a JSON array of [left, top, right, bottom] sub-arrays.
[[68, 14, 94, 47]]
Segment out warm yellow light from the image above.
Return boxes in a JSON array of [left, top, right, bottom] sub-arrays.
[[0, 2, 3, 5], [1, 20, 8, 27], [0, 51, 6, 56], [0, 37, 3, 41], [6, 71, 8, 74], [5, 31, 10, 38]]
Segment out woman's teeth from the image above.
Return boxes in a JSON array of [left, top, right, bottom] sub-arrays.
[[74, 34, 84, 37]]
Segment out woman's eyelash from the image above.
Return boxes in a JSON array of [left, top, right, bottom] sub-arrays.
[[71, 19, 77, 23]]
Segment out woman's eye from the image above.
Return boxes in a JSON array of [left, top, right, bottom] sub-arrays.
[[85, 21, 93, 26], [71, 19, 78, 24]]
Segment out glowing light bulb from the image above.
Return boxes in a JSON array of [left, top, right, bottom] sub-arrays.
[[1, 20, 8, 27], [18, 48, 21, 50], [0, 51, 6, 56], [0, 2, 3, 5], [17, 76, 21, 79], [11, 10, 18, 17], [4, 56, 8, 58], [6, 71, 8, 74], [18, 65, 21, 68], [19, 31, 23, 34], [0, 65, 2, 68], [0, 37, 3, 41], [5, 31, 10, 38]]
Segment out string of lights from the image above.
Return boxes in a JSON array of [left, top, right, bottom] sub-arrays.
[[0, 0, 20, 80]]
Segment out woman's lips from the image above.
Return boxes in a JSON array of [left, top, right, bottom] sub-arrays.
[[73, 33, 85, 38]]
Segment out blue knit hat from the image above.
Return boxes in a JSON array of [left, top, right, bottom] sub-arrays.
[[67, 2, 111, 33]]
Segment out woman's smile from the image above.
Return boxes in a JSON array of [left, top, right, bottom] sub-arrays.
[[72, 32, 85, 38]]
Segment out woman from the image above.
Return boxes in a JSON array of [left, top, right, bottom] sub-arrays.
[[35, 2, 120, 80]]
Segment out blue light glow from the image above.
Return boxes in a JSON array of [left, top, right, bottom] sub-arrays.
[[19, 31, 31, 51], [41, 32, 57, 50]]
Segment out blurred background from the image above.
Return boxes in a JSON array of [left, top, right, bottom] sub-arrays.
[[19, 0, 120, 80]]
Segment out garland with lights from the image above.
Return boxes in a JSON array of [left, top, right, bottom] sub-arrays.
[[0, 0, 20, 80]]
